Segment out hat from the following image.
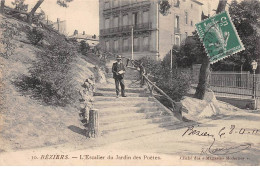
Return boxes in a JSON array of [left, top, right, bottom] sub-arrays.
[[116, 55, 122, 60]]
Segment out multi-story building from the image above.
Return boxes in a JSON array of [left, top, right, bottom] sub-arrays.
[[99, 0, 203, 60]]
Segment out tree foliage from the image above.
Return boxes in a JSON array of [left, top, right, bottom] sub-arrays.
[[27, 27, 43, 45], [211, 0, 260, 72], [179, 0, 260, 72], [140, 57, 191, 102], [11, 0, 28, 12], [159, 0, 171, 16], [56, 0, 74, 8], [79, 40, 90, 55]]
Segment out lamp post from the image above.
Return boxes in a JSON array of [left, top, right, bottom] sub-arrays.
[[170, 34, 173, 71], [251, 60, 258, 110], [131, 25, 134, 60]]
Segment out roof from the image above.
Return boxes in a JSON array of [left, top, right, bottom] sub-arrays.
[[191, 0, 203, 5]]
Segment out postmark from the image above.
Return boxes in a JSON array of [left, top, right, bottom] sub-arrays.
[[195, 11, 245, 64]]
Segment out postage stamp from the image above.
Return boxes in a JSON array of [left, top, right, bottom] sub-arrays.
[[195, 11, 245, 64]]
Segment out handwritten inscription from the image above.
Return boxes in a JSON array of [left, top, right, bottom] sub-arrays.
[[182, 125, 258, 156], [182, 126, 214, 138], [201, 138, 251, 155]]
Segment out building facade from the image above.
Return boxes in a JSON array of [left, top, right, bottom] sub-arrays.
[[99, 0, 203, 60]]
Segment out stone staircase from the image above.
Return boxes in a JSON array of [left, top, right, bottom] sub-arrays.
[[92, 60, 181, 141]]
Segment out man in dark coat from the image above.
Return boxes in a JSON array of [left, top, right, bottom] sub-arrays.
[[112, 55, 126, 97]]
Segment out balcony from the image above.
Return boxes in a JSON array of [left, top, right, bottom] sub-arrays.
[[142, 45, 149, 51], [103, 1, 151, 15], [100, 22, 152, 37]]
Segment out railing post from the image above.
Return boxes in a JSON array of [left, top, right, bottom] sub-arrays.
[[247, 71, 250, 89]]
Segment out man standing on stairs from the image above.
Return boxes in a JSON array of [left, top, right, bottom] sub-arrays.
[[112, 55, 126, 98]]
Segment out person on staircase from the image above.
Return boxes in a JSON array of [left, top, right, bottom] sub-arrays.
[[112, 55, 126, 98]]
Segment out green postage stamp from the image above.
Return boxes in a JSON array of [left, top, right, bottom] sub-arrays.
[[195, 11, 245, 64]]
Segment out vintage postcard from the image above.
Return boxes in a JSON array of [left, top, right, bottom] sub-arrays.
[[0, 0, 259, 166]]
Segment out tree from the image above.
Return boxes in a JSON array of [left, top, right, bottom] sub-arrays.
[[27, 0, 44, 23], [28, 0, 74, 23], [159, 0, 227, 99], [211, 0, 260, 72], [194, 0, 227, 99], [12, 0, 28, 12]]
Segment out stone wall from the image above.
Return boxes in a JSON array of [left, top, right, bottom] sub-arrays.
[[78, 76, 97, 137]]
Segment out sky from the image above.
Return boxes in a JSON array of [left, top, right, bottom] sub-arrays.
[[5, 0, 241, 36], [6, 0, 99, 36]]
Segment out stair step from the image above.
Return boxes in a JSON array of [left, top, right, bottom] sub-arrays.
[[93, 101, 157, 109], [94, 91, 147, 97], [94, 96, 150, 102], [96, 87, 145, 93], [98, 109, 166, 118], [98, 106, 160, 116], [99, 118, 155, 131], [99, 113, 176, 125], [100, 122, 181, 142], [100, 120, 180, 136], [100, 119, 180, 134]]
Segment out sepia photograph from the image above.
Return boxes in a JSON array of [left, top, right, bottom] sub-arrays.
[[0, 0, 259, 166]]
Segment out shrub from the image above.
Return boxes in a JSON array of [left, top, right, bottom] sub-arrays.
[[140, 57, 191, 102], [79, 40, 90, 55], [26, 36, 78, 106], [157, 72, 191, 101], [27, 27, 43, 45], [0, 21, 21, 58]]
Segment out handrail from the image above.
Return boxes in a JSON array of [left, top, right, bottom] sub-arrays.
[[125, 58, 182, 116], [142, 74, 175, 103], [102, 53, 182, 118]]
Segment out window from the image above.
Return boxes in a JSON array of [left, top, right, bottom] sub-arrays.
[[105, 18, 110, 29], [143, 36, 149, 51], [191, 20, 193, 26], [113, 17, 119, 27], [134, 37, 139, 51], [113, 0, 118, 7], [175, 36, 180, 46], [121, 0, 127, 6], [191, 4, 193, 8], [185, 12, 188, 24], [143, 11, 149, 23], [174, 0, 180, 7], [114, 40, 119, 52], [105, 41, 110, 51], [123, 38, 128, 52], [104, 1, 110, 9], [175, 15, 180, 30], [132, 12, 138, 26], [123, 15, 128, 26]]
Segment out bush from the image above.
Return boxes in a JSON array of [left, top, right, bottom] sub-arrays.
[[157, 72, 191, 101], [27, 27, 43, 45], [0, 21, 21, 58], [79, 40, 90, 55], [140, 57, 191, 102], [26, 36, 78, 106]]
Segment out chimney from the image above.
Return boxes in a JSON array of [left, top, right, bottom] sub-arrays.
[[83, 31, 85, 35]]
